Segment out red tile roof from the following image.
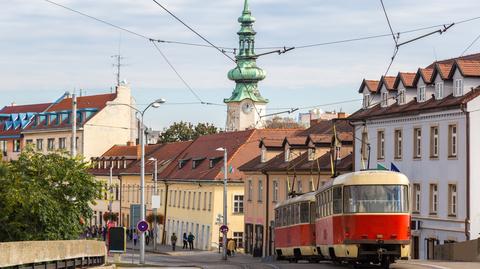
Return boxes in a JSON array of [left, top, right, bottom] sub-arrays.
[[377, 76, 397, 91], [349, 87, 480, 121], [394, 72, 416, 88], [453, 59, 480, 77], [47, 93, 116, 112], [426, 52, 480, 68], [432, 63, 453, 80], [358, 79, 380, 93], [0, 103, 51, 114]]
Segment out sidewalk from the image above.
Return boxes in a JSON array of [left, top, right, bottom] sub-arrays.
[[400, 259, 480, 269], [126, 239, 207, 256]]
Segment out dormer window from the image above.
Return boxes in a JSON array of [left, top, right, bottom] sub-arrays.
[[435, 82, 444, 99], [398, 89, 406, 105], [261, 146, 266, 163], [418, 86, 426, 102], [285, 147, 290, 162], [454, 79, 464, 96], [123, 160, 127, 169], [192, 158, 205, 169], [97, 160, 101, 169], [381, 92, 388, 107], [308, 148, 315, 161], [178, 159, 189, 169], [363, 94, 370, 108]]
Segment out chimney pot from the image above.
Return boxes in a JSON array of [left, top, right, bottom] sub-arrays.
[[337, 112, 346, 119]]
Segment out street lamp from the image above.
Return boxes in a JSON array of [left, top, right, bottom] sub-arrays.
[[108, 98, 165, 264], [216, 147, 228, 261], [148, 157, 158, 252]]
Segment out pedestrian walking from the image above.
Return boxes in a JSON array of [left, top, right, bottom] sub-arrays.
[[133, 232, 138, 246], [182, 232, 188, 249], [187, 232, 195, 250], [227, 239, 236, 256], [146, 232, 150, 245], [171, 233, 178, 251]]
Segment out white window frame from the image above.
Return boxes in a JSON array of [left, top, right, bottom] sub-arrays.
[[448, 184, 457, 217], [394, 129, 403, 159], [273, 180, 279, 202], [449, 124, 457, 157], [381, 91, 388, 106], [430, 184, 438, 214], [414, 128, 422, 159], [435, 82, 444, 99], [363, 94, 370, 108], [418, 86, 426, 102], [233, 195, 244, 213], [413, 183, 421, 213], [431, 126, 439, 158], [261, 146, 266, 163], [258, 179, 263, 202], [377, 130, 385, 160], [454, 79, 464, 96], [398, 89, 406, 104]]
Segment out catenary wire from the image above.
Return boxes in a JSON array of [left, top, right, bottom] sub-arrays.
[[461, 33, 480, 56]]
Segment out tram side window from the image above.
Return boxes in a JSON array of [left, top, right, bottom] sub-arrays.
[[300, 202, 310, 223], [275, 209, 280, 227], [333, 186, 342, 214], [310, 202, 316, 224], [293, 203, 299, 224], [289, 205, 294, 226], [282, 207, 287, 226]]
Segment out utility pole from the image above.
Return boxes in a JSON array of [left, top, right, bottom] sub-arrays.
[[71, 93, 77, 156]]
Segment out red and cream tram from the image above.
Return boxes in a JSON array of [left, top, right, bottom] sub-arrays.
[[274, 170, 410, 268], [274, 192, 318, 262]]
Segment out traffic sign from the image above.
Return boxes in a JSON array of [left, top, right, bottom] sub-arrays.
[[137, 220, 149, 233], [220, 224, 229, 234]]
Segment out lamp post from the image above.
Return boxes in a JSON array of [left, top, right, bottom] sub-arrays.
[[108, 98, 165, 264], [148, 157, 158, 252], [216, 147, 228, 261]]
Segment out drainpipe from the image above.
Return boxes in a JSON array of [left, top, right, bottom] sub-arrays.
[[262, 170, 270, 258], [461, 104, 471, 240], [162, 181, 169, 245]]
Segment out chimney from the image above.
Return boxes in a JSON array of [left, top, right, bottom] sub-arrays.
[[136, 144, 141, 160], [337, 112, 346, 119], [127, 141, 135, 147]]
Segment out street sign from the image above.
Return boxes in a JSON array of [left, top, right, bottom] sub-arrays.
[[152, 195, 160, 209], [130, 204, 146, 229], [137, 220, 149, 233], [108, 227, 126, 253], [220, 225, 229, 234]]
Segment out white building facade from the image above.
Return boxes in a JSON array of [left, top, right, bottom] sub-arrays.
[[350, 54, 480, 260]]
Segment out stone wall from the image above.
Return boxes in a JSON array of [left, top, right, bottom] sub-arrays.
[[0, 240, 106, 267], [434, 239, 480, 262]]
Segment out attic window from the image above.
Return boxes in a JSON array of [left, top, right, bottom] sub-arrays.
[[398, 89, 406, 105], [363, 94, 370, 108], [209, 157, 222, 168], [308, 148, 315, 161], [261, 145, 266, 163], [285, 147, 290, 162], [178, 159, 189, 169], [381, 92, 388, 107], [192, 158, 205, 169], [123, 160, 127, 169]]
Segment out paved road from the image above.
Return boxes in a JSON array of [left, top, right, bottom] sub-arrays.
[[112, 249, 480, 269]]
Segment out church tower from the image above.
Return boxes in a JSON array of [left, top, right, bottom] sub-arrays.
[[225, 0, 268, 132]]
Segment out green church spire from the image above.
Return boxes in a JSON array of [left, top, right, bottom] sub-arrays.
[[224, 0, 268, 104]]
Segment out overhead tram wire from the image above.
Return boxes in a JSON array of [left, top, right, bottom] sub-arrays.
[[461, 33, 480, 56]]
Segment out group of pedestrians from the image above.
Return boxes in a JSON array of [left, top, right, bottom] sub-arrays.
[[83, 225, 107, 241], [170, 232, 195, 251]]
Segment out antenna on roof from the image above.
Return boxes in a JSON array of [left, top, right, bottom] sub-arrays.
[[112, 34, 124, 89]]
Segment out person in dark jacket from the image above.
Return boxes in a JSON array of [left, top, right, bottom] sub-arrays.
[[187, 232, 195, 250], [183, 233, 188, 249]]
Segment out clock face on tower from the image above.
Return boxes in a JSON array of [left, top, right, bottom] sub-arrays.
[[242, 102, 253, 114]]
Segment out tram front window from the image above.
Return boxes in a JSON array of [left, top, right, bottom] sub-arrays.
[[343, 185, 408, 213]]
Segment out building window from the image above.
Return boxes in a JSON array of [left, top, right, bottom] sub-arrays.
[[377, 130, 385, 160], [192, 192, 196, 209], [233, 195, 244, 213], [418, 86, 426, 102], [363, 94, 370, 108], [309, 179, 314, 192], [173, 190, 177, 207], [448, 124, 457, 158], [398, 89, 406, 104], [258, 179, 263, 202], [448, 184, 457, 217], [203, 191, 207, 210], [59, 137, 66, 149], [430, 126, 439, 158], [454, 79, 464, 96], [297, 179, 302, 193], [0, 140, 7, 155], [308, 148, 315, 161], [414, 128, 422, 159], [233, 232, 244, 248], [197, 192, 201, 210], [435, 82, 444, 99], [430, 184, 438, 215], [361, 131, 368, 160], [247, 180, 253, 201], [26, 139, 33, 145], [47, 138, 55, 151], [394, 129, 403, 159], [381, 91, 388, 106], [413, 183, 421, 213], [13, 140, 21, 152], [273, 180, 279, 202], [187, 191, 191, 209], [208, 192, 212, 211], [182, 191, 186, 208], [36, 139, 43, 151]]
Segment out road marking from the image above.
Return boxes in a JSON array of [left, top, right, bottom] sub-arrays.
[[409, 262, 451, 269], [264, 263, 280, 269]]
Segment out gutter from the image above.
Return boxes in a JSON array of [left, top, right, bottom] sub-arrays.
[[461, 104, 471, 240]]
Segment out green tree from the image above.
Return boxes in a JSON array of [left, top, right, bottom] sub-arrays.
[[158, 121, 218, 143], [0, 149, 101, 242]]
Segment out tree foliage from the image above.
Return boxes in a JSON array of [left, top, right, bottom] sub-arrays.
[[0, 149, 101, 242], [158, 121, 218, 143], [265, 116, 304, 129]]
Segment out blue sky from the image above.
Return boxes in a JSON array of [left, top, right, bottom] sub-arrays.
[[1, 0, 480, 130]]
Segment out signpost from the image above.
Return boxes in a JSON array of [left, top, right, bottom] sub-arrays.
[[137, 220, 149, 233], [220, 225, 229, 234]]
